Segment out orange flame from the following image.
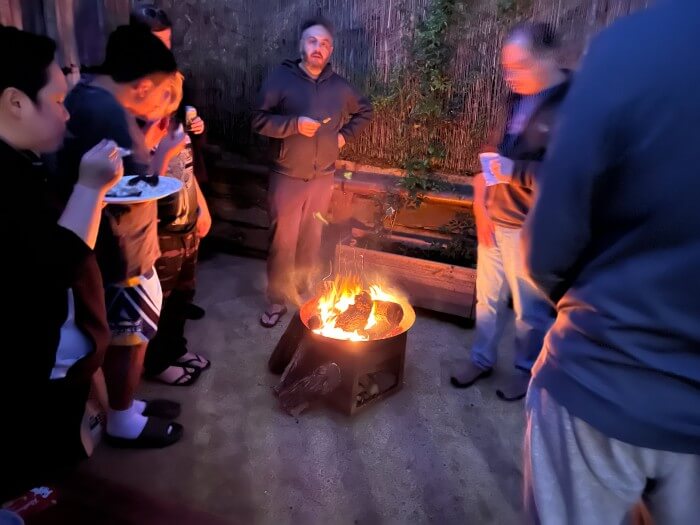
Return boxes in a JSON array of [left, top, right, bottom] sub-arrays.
[[313, 275, 403, 341]]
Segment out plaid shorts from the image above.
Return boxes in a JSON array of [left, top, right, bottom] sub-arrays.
[[105, 268, 163, 346]]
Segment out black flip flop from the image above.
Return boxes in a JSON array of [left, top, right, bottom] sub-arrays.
[[105, 418, 183, 449], [141, 399, 181, 420], [176, 354, 211, 371], [149, 365, 201, 387], [260, 306, 288, 328]]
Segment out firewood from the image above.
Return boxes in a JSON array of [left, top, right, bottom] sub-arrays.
[[308, 315, 322, 330], [278, 362, 342, 416], [373, 301, 404, 326], [335, 291, 373, 332]]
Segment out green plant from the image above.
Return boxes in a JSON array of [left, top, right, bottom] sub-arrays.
[[432, 211, 477, 266]]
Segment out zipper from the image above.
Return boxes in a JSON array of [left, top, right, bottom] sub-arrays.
[[313, 81, 318, 178]]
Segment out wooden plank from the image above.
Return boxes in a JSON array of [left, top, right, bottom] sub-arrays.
[[336, 244, 476, 319]]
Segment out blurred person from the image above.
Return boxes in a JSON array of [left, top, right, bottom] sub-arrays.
[[0, 26, 122, 501], [139, 73, 211, 385], [131, 3, 211, 323], [252, 17, 372, 328], [450, 23, 567, 401], [56, 24, 186, 448], [522, 1, 700, 523]]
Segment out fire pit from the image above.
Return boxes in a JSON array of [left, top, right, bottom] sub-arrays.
[[271, 275, 416, 416]]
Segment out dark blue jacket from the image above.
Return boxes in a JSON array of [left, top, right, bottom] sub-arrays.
[[524, 0, 700, 453], [252, 59, 372, 180]]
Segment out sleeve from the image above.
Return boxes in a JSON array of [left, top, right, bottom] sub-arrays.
[[251, 71, 300, 138], [522, 35, 624, 302], [509, 160, 539, 188], [339, 83, 373, 142]]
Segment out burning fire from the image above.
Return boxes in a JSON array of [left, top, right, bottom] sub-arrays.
[[312, 275, 404, 341]]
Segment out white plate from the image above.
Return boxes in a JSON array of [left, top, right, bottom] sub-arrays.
[[104, 175, 183, 204]]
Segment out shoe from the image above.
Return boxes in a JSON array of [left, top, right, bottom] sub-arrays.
[[450, 362, 493, 389], [496, 369, 531, 401], [185, 303, 206, 320]]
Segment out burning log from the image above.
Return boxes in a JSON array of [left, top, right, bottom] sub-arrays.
[[373, 301, 404, 325], [335, 291, 373, 332]]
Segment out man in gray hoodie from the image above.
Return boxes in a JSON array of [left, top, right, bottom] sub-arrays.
[[253, 17, 372, 328]]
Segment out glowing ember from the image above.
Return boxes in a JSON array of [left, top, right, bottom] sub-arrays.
[[312, 275, 405, 341]]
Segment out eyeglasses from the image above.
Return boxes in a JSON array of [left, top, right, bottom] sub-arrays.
[[137, 6, 171, 27]]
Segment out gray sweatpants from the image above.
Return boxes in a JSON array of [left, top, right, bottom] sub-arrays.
[[525, 386, 700, 525]]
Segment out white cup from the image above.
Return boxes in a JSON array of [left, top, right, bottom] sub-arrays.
[[479, 152, 500, 186]]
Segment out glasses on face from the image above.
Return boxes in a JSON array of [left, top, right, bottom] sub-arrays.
[[138, 6, 170, 26]]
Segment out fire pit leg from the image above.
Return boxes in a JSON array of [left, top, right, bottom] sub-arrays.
[[268, 311, 307, 374]]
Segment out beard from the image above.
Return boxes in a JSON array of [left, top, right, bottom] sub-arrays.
[[301, 49, 328, 70]]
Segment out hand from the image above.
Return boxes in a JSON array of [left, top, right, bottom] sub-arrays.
[[337, 133, 346, 149], [196, 206, 212, 238], [489, 156, 514, 183], [474, 205, 496, 248], [143, 117, 170, 150], [297, 116, 321, 137], [187, 116, 205, 135], [156, 124, 187, 162], [78, 140, 124, 192], [66, 64, 81, 91]]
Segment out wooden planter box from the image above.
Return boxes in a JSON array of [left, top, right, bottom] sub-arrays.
[[335, 243, 476, 321]]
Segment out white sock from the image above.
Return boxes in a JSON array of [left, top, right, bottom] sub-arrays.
[[107, 403, 148, 439], [133, 399, 147, 414]]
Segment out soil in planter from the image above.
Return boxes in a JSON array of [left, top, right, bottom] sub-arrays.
[[357, 236, 477, 269]]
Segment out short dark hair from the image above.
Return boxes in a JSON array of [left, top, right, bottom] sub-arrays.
[[102, 25, 177, 83], [300, 17, 334, 40], [507, 22, 559, 55], [0, 25, 56, 103], [130, 3, 172, 32]]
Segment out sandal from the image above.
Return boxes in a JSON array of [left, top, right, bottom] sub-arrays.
[[141, 399, 181, 420], [105, 417, 183, 449], [260, 306, 288, 328], [176, 354, 211, 371], [150, 365, 201, 387]]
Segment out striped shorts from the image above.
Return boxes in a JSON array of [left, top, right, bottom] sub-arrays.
[[105, 268, 163, 346]]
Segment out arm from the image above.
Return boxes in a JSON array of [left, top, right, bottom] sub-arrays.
[[251, 72, 299, 138], [339, 84, 373, 142], [194, 177, 212, 238], [509, 159, 539, 188], [523, 36, 622, 301]]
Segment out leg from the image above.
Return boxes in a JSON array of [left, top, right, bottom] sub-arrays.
[[266, 173, 306, 312], [172, 234, 210, 371], [644, 449, 700, 524], [103, 343, 148, 411], [499, 227, 553, 372], [144, 234, 189, 379], [524, 386, 646, 525], [471, 235, 510, 369], [295, 175, 334, 292], [451, 235, 509, 387]]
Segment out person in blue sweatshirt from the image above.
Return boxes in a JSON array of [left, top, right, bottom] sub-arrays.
[[522, 1, 700, 522]]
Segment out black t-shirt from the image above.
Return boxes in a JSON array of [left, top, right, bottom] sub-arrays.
[[57, 79, 160, 283]]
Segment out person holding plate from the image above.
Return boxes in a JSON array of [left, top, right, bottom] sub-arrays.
[[56, 25, 187, 448], [450, 23, 569, 401]]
